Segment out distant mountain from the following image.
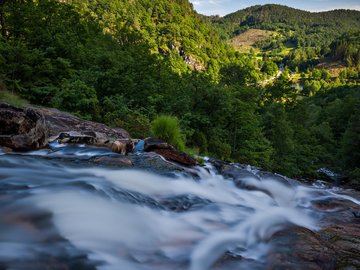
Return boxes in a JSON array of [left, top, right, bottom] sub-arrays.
[[208, 4, 360, 47]]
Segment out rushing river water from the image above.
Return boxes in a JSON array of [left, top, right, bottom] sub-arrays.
[[0, 144, 359, 270]]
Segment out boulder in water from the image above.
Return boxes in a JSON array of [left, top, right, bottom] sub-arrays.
[[144, 138, 197, 166], [0, 103, 49, 150]]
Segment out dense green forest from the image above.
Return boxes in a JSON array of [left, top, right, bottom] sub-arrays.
[[0, 0, 359, 184], [208, 5, 360, 74], [208, 4, 360, 47]]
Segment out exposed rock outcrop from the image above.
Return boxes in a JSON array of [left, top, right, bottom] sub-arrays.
[[144, 138, 197, 166], [33, 107, 129, 139], [0, 103, 49, 150], [0, 103, 134, 153], [33, 107, 134, 154]]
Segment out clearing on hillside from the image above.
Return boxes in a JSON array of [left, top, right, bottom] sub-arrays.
[[229, 29, 274, 52]]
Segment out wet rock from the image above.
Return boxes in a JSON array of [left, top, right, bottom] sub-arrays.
[[267, 226, 337, 270], [54, 131, 134, 155], [36, 105, 135, 154], [312, 198, 359, 212], [0, 103, 133, 153], [159, 195, 211, 212], [210, 158, 300, 189], [153, 148, 197, 166], [266, 221, 360, 270], [0, 146, 13, 153], [144, 138, 197, 166], [312, 191, 360, 226], [0, 103, 49, 150], [57, 131, 96, 145], [209, 159, 259, 185], [111, 140, 127, 155], [211, 251, 262, 270], [321, 223, 360, 269], [0, 202, 97, 270], [93, 156, 133, 167], [131, 152, 199, 178]]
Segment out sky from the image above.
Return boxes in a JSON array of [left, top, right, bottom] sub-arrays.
[[189, 0, 360, 16]]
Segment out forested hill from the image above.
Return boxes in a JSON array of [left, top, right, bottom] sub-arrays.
[[209, 4, 360, 47], [0, 1, 359, 184], [65, 0, 234, 74], [0, 0, 262, 161]]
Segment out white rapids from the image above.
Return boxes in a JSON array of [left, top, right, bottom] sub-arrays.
[[0, 147, 359, 270]]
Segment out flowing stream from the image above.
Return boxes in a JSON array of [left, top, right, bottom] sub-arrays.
[[0, 144, 359, 270]]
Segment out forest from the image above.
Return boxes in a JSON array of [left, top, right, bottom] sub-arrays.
[[0, 0, 359, 185]]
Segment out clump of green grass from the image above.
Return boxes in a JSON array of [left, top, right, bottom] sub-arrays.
[[0, 88, 29, 107], [151, 115, 185, 151]]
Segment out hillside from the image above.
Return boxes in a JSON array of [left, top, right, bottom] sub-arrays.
[[65, 0, 235, 73], [0, 1, 359, 181], [229, 29, 274, 52], [209, 4, 360, 48], [0, 0, 268, 166]]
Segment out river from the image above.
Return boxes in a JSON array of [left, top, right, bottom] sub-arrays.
[[0, 144, 359, 269]]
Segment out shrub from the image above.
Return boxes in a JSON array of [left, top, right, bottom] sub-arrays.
[[151, 115, 185, 150]]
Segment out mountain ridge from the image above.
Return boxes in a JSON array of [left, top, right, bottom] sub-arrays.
[[206, 4, 360, 47]]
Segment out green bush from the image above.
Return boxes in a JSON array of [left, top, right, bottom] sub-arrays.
[[151, 115, 185, 151]]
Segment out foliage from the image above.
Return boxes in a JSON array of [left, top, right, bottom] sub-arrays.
[[52, 78, 100, 120], [329, 31, 360, 68]]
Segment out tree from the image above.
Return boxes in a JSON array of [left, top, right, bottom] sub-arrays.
[[0, 0, 6, 38], [261, 60, 279, 77], [340, 110, 360, 170], [52, 79, 99, 120], [263, 103, 296, 175]]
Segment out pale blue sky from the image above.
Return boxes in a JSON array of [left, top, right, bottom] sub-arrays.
[[189, 0, 360, 16]]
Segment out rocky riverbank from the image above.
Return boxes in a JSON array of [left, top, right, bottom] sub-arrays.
[[0, 102, 197, 167]]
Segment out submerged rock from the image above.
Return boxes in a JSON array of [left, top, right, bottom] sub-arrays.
[[0, 103, 49, 150], [93, 156, 133, 167], [144, 138, 197, 166]]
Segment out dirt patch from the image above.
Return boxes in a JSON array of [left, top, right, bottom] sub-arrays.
[[229, 29, 274, 50], [316, 61, 347, 77]]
